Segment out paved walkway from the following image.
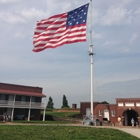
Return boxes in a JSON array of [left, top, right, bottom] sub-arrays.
[[116, 127, 140, 139], [0, 122, 140, 139], [96, 126, 140, 139]]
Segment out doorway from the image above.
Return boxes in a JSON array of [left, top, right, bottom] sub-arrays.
[[86, 108, 91, 115], [122, 109, 139, 126], [104, 109, 110, 121]]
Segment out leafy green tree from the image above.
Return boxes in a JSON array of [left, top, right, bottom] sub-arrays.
[[100, 101, 109, 104], [47, 96, 54, 108], [61, 95, 69, 108]]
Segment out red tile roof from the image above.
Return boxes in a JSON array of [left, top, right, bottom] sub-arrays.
[[0, 89, 46, 97]]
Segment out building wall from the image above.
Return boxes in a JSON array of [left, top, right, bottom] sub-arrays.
[[80, 102, 115, 122], [116, 98, 140, 116], [80, 102, 99, 118], [0, 82, 46, 121], [109, 104, 117, 123], [80, 98, 140, 125]]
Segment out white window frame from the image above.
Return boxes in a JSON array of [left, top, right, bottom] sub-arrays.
[[118, 103, 123, 106], [125, 103, 134, 107], [136, 103, 140, 107], [111, 110, 115, 117], [99, 110, 102, 116]]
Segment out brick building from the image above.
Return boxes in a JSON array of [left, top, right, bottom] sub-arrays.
[[0, 82, 46, 121], [80, 98, 140, 126]]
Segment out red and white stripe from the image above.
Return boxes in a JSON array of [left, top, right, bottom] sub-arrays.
[[33, 13, 87, 52]]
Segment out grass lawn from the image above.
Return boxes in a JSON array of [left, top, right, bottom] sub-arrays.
[[45, 111, 80, 118], [0, 125, 139, 140], [10, 120, 73, 124]]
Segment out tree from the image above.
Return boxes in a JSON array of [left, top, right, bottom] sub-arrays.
[[47, 96, 54, 108], [61, 95, 69, 108], [100, 101, 109, 104]]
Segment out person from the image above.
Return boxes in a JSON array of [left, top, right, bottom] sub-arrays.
[[6, 115, 9, 122], [131, 118, 134, 127], [3, 112, 6, 122], [118, 116, 122, 127], [8, 115, 11, 121]]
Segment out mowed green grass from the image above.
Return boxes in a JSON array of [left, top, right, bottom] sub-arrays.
[[11, 120, 73, 124], [45, 111, 80, 118], [0, 125, 139, 140]]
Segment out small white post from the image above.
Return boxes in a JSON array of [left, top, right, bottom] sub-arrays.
[[43, 96, 47, 121], [11, 94, 16, 121], [28, 96, 32, 121]]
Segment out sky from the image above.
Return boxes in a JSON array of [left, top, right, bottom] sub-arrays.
[[0, 0, 140, 108]]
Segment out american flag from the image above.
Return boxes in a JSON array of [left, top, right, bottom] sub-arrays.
[[33, 3, 89, 52]]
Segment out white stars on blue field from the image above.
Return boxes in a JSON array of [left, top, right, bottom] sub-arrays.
[[66, 3, 89, 28]]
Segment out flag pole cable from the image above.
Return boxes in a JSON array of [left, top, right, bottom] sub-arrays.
[[89, 0, 94, 119]]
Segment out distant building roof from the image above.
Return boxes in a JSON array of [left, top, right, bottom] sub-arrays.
[[0, 82, 46, 97], [0, 89, 46, 97]]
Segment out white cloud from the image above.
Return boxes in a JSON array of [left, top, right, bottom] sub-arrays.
[[121, 46, 130, 53], [0, 0, 19, 3], [45, 0, 87, 15], [134, 7, 140, 15], [14, 32, 25, 38], [129, 33, 138, 43], [93, 32, 102, 39], [100, 6, 132, 25], [0, 12, 26, 24], [103, 40, 121, 46], [20, 8, 47, 21], [122, 0, 133, 4], [92, 9, 100, 25], [0, 7, 48, 24], [101, 40, 138, 54]]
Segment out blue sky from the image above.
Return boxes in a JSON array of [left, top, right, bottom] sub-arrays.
[[0, 0, 140, 108]]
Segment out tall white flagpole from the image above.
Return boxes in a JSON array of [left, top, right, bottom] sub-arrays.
[[89, 0, 94, 117]]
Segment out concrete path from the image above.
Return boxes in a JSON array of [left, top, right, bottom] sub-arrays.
[[0, 122, 140, 139], [93, 126, 140, 139], [112, 126, 140, 139]]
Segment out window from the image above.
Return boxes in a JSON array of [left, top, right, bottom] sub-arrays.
[[99, 110, 102, 116], [21, 96, 26, 104], [136, 103, 140, 107], [125, 103, 134, 107], [22, 96, 26, 101], [0, 94, 6, 103], [118, 103, 123, 106], [32, 97, 36, 102], [111, 110, 115, 117], [1, 94, 6, 100], [30, 109, 35, 117]]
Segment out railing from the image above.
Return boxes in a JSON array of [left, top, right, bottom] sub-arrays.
[[0, 100, 45, 109], [31, 102, 45, 108], [82, 115, 99, 126], [0, 100, 12, 106]]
